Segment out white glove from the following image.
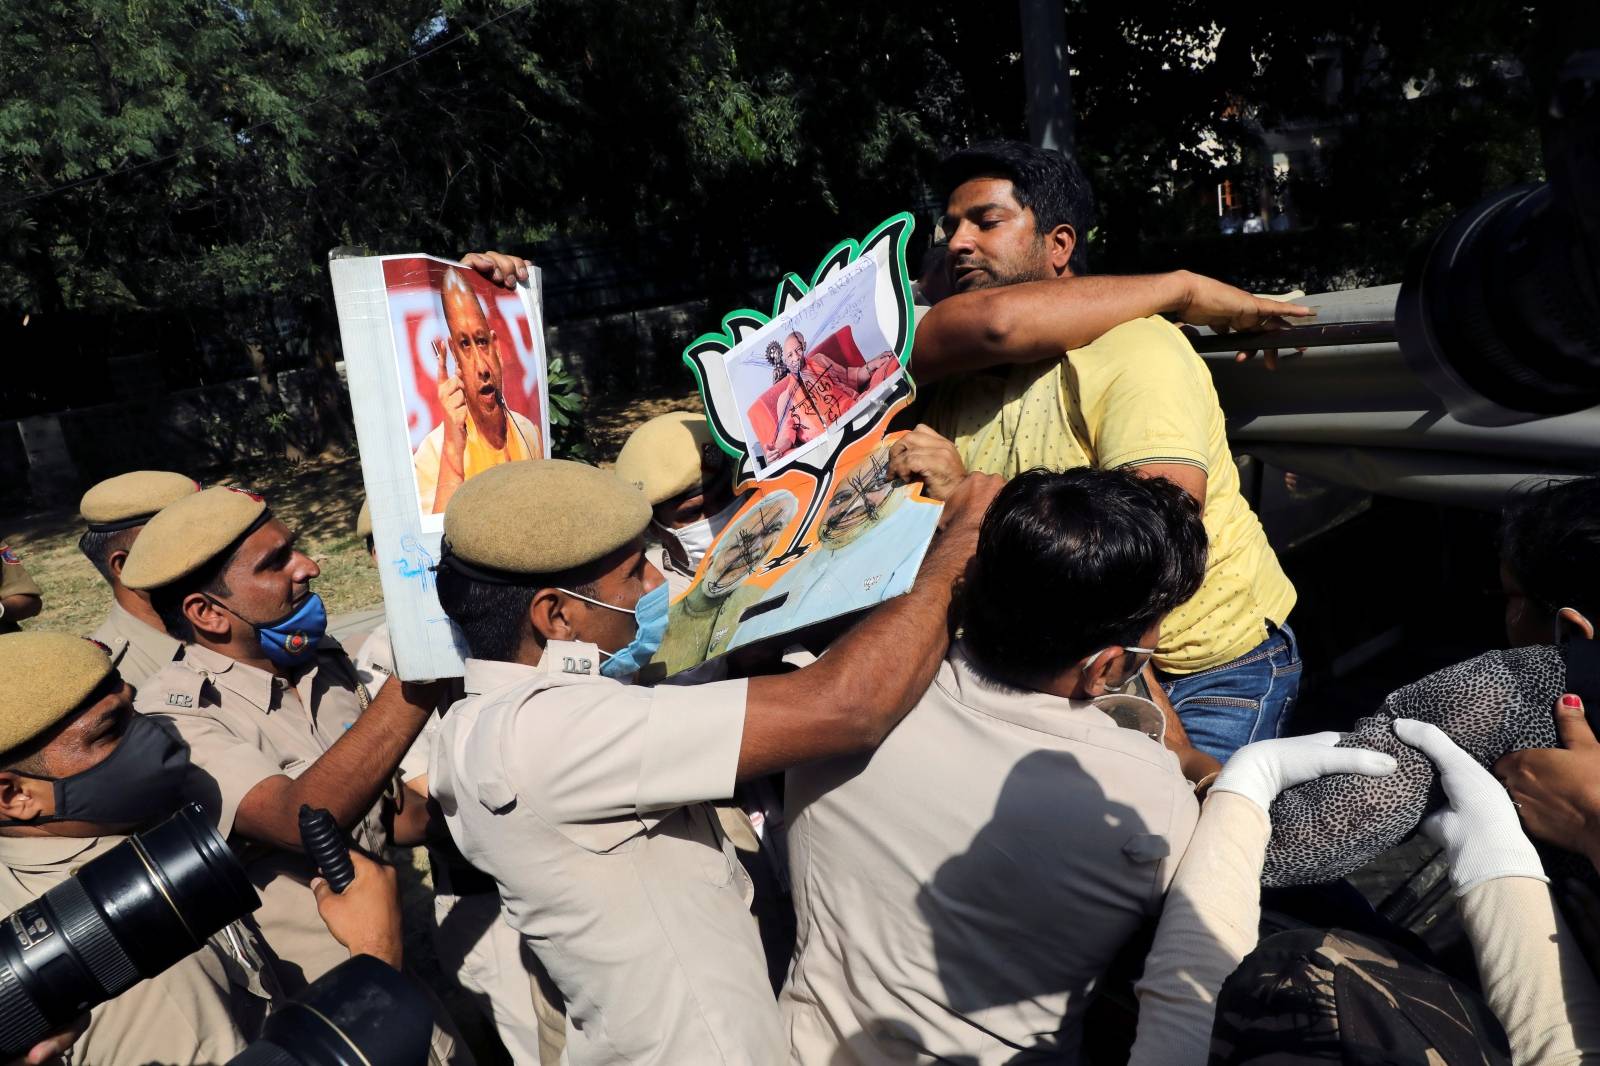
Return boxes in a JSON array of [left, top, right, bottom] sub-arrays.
[[1393, 718, 1546, 894], [1212, 731, 1397, 814]]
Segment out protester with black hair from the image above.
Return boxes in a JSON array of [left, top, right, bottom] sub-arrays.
[[910, 140, 1312, 761], [1494, 476, 1600, 872], [1263, 476, 1600, 890], [1496, 473, 1599, 648], [781, 468, 1211, 1064]]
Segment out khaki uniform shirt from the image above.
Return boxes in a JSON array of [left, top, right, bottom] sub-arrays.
[[0, 544, 40, 634], [90, 601, 183, 689], [356, 623, 564, 1065], [781, 647, 1200, 1065], [430, 644, 782, 1065], [0, 832, 275, 1065], [138, 640, 395, 993]]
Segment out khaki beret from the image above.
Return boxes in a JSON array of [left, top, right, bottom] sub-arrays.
[[614, 412, 718, 505], [80, 471, 200, 532], [443, 460, 650, 577], [121, 486, 269, 591], [356, 498, 373, 540], [0, 633, 114, 755]]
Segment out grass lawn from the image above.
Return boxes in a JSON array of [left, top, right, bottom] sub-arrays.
[[3, 385, 704, 638], [4, 452, 382, 637]]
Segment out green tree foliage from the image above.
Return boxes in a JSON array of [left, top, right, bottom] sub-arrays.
[[1063, 0, 1592, 288], [0, 0, 1588, 416]]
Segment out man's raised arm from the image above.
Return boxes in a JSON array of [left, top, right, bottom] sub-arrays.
[[911, 271, 1313, 384], [737, 473, 1003, 779], [232, 679, 439, 849]]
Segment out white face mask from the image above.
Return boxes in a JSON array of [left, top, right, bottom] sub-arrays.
[[659, 495, 744, 571], [1081, 644, 1157, 693]]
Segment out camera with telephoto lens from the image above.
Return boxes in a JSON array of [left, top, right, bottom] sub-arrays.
[[0, 803, 259, 1058], [228, 954, 432, 1066], [1397, 50, 1600, 425]]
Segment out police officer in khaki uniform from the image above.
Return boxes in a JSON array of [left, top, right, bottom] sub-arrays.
[[613, 411, 747, 598], [79, 470, 200, 687], [0, 632, 275, 1064], [121, 486, 471, 1065], [354, 498, 565, 1066], [614, 419, 801, 983], [429, 459, 1001, 1065], [0, 541, 41, 634]]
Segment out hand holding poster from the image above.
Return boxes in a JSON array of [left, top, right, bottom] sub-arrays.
[[656, 214, 944, 675], [332, 253, 551, 679]]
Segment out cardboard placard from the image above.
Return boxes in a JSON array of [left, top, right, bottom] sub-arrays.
[[657, 214, 943, 674], [332, 253, 551, 679]]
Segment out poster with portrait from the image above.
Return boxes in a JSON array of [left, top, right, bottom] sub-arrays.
[[723, 254, 904, 477], [655, 213, 945, 675], [331, 252, 551, 680], [382, 257, 550, 525]]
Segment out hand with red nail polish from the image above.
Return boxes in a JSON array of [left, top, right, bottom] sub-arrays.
[[1495, 693, 1600, 872]]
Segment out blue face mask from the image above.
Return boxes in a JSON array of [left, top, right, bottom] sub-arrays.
[[558, 582, 670, 681], [212, 592, 328, 671]]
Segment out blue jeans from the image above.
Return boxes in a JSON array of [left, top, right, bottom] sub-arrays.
[[1158, 624, 1301, 762]]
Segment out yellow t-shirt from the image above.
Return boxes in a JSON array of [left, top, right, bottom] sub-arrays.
[[921, 314, 1295, 674]]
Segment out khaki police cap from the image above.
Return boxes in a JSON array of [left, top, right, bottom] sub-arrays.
[[356, 498, 373, 540], [614, 411, 718, 505], [121, 486, 269, 591], [80, 471, 200, 532], [444, 460, 650, 576], [0, 633, 114, 755]]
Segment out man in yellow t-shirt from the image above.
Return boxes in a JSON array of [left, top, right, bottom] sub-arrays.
[[413, 263, 543, 514], [910, 140, 1313, 761]]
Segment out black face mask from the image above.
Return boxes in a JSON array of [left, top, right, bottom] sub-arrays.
[[1, 714, 190, 828]]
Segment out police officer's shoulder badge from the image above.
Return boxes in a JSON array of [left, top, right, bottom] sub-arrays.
[[162, 665, 209, 712]]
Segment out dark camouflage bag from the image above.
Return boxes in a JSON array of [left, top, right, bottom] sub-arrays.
[[1209, 928, 1510, 1065]]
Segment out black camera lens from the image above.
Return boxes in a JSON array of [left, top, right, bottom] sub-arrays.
[[228, 955, 432, 1066], [0, 803, 260, 1057], [1397, 51, 1600, 426]]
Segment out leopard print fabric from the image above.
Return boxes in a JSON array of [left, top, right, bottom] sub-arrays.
[[1262, 644, 1567, 887]]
